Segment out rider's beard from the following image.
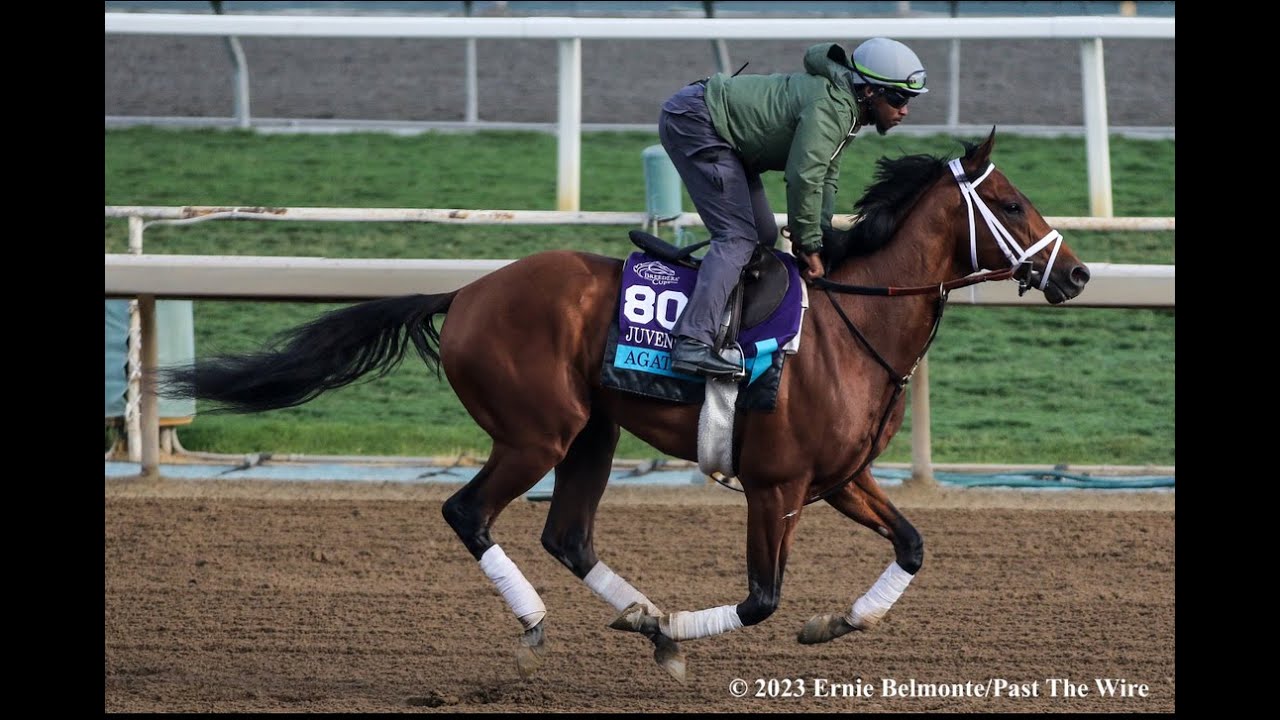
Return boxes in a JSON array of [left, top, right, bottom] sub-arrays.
[[872, 105, 895, 136]]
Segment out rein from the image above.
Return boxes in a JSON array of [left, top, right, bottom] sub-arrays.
[[803, 271, 1020, 505], [801, 159, 1055, 504], [811, 266, 1014, 297], [720, 266, 1019, 502], [802, 283, 950, 505]]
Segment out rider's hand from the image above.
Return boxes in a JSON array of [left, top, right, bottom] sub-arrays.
[[799, 246, 825, 282], [781, 226, 825, 282]]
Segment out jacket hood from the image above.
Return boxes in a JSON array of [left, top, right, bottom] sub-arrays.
[[803, 43, 855, 88]]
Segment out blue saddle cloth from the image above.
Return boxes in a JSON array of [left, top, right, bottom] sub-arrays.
[[599, 250, 803, 410]]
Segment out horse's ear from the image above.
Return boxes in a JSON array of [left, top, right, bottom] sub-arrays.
[[976, 127, 996, 163], [964, 127, 997, 175]]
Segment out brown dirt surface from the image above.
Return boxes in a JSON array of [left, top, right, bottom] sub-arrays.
[[105, 479, 1174, 712]]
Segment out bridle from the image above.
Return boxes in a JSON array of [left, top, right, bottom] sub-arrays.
[[800, 160, 1063, 503], [949, 158, 1063, 297]]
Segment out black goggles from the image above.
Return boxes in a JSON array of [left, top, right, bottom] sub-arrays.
[[879, 87, 915, 109], [853, 67, 926, 107]]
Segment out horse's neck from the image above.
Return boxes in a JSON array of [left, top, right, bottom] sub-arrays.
[[830, 210, 956, 290], [815, 211, 959, 371]]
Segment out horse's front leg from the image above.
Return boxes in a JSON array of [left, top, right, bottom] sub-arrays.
[[798, 469, 923, 644], [610, 480, 807, 647]]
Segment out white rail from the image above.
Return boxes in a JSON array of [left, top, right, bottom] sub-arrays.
[[103, 253, 1172, 307], [103, 205, 1177, 232], [104, 13, 1175, 215], [104, 14, 1175, 40], [105, 205, 1173, 480]]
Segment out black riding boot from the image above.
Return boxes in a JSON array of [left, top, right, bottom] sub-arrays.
[[671, 336, 742, 378]]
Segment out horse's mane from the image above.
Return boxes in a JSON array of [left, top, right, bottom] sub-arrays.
[[823, 140, 981, 271]]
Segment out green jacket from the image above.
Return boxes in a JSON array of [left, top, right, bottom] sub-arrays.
[[703, 43, 861, 253]]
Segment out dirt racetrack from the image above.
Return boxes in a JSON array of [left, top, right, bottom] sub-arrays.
[[105, 479, 1174, 712]]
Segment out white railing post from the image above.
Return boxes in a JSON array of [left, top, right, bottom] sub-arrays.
[[909, 355, 936, 486], [211, 3, 251, 129], [1080, 37, 1113, 217], [465, 38, 479, 124], [556, 37, 582, 211], [138, 294, 161, 479], [464, 0, 478, 124], [125, 216, 144, 462], [947, 39, 960, 129], [124, 214, 162, 477], [225, 37, 251, 128], [946, 1, 960, 129], [702, 1, 731, 75]]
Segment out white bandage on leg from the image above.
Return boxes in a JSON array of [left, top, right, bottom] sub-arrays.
[[478, 545, 547, 630], [846, 561, 914, 629], [584, 561, 659, 613], [659, 605, 743, 641]]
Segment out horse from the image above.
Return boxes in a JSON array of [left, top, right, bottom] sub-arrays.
[[159, 129, 1089, 683]]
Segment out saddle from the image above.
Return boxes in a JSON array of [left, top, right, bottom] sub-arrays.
[[627, 230, 790, 351]]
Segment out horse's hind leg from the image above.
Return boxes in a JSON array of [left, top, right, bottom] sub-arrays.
[[798, 469, 923, 644], [539, 410, 688, 683], [441, 441, 576, 678]]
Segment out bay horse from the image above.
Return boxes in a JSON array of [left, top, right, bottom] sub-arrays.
[[160, 129, 1089, 683]]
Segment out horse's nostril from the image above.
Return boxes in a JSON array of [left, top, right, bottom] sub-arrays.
[[1072, 265, 1091, 287]]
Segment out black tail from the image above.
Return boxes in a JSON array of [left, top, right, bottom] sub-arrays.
[[158, 293, 456, 414]]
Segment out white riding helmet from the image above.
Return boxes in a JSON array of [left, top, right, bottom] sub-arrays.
[[849, 37, 928, 95]]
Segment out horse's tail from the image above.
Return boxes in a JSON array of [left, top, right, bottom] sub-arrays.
[[158, 292, 456, 414]]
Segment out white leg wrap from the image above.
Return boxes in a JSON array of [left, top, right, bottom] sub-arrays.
[[584, 561, 659, 613], [659, 605, 743, 641], [846, 562, 914, 629], [479, 545, 547, 630]]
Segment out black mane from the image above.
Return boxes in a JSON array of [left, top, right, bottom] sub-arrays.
[[822, 141, 981, 270]]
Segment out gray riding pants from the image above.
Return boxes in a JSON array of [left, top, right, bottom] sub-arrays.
[[658, 82, 777, 347]]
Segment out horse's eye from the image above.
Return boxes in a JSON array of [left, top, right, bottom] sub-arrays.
[[1004, 202, 1023, 214]]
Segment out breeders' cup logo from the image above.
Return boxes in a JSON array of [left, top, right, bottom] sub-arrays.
[[634, 260, 679, 286]]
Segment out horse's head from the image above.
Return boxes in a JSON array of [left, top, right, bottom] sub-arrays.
[[823, 130, 1090, 304], [950, 129, 1090, 304]]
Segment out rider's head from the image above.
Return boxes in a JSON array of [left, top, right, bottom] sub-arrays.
[[848, 37, 927, 135]]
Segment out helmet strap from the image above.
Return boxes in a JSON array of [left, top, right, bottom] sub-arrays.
[[855, 85, 875, 109]]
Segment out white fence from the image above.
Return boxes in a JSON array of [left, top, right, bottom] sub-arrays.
[[104, 205, 1174, 480], [104, 13, 1175, 216]]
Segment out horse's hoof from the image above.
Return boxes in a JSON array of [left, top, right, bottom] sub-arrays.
[[650, 634, 687, 685], [608, 601, 660, 635], [515, 622, 548, 678], [515, 644, 544, 678], [797, 613, 860, 645]]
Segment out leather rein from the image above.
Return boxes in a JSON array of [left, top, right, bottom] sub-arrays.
[[803, 267, 1015, 504], [803, 159, 1060, 504]]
